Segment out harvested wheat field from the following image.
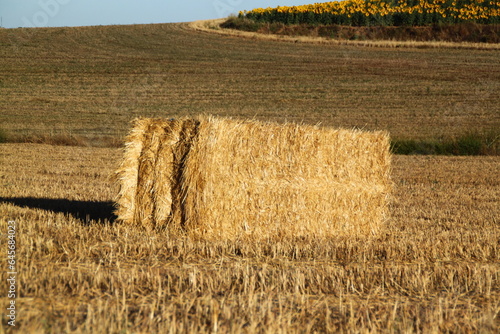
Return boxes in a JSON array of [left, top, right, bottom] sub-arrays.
[[116, 116, 391, 240], [0, 20, 499, 333], [0, 143, 499, 332], [1, 23, 499, 145]]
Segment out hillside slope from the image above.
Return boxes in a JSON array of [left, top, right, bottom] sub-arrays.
[[0, 23, 499, 143]]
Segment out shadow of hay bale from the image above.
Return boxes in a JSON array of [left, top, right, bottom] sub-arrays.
[[0, 197, 116, 225]]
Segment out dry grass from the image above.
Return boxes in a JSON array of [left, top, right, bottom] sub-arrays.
[[0, 21, 499, 333], [1, 143, 499, 333], [193, 19, 500, 50], [116, 116, 391, 240]]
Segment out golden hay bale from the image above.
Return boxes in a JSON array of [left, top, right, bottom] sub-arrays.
[[114, 117, 151, 226], [115, 118, 198, 232], [115, 116, 391, 240]]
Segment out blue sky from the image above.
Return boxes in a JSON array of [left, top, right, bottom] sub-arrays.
[[1, 0, 315, 28]]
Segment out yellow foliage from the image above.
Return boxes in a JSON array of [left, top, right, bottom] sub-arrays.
[[240, 0, 500, 24]]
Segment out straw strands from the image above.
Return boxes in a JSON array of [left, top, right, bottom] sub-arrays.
[[115, 116, 391, 240]]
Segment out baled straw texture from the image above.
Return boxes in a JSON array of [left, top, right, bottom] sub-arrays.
[[115, 118, 198, 232], [183, 116, 391, 240], [115, 116, 391, 240]]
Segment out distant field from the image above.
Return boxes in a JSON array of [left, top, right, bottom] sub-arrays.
[[0, 143, 499, 332], [0, 22, 499, 332], [0, 23, 499, 146]]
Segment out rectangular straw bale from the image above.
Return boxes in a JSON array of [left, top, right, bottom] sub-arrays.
[[182, 116, 391, 240], [116, 116, 391, 240], [115, 118, 198, 231], [114, 118, 151, 225]]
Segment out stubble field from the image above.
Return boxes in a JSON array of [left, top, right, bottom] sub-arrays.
[[0, 22, 499, 333], [1, 23, 499, 142]]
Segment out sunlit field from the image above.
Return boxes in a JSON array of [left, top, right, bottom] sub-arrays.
[[1, 23, 498, 143], [0, 22, 499, 332]]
